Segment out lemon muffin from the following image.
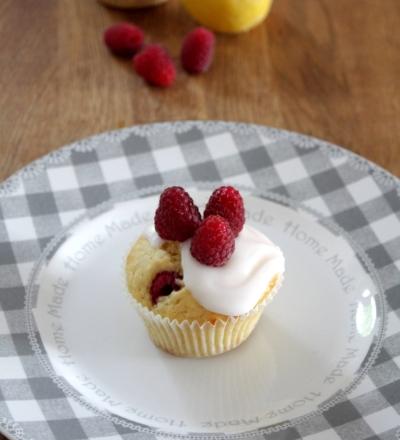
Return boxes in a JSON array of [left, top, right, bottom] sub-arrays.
[[125, 186, 285, 357]]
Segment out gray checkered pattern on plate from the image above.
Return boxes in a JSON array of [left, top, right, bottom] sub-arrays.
[[0, 122, 399, 440]]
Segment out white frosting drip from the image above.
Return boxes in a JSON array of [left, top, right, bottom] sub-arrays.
[[181, 225, 285, 316], [143, 224, 164, 248]]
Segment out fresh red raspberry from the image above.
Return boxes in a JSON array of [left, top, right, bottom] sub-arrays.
[[190, 215, 235, 267], [133, 45, 176, 88], [155, 187, 201, 241], [181, 27, 215, 74], [104, 22, 144, 57], [204, 186, 245, 237], [150, 271, 181, 304]]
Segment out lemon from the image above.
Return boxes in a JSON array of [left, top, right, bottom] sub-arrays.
[[180, 0, 273, 34]]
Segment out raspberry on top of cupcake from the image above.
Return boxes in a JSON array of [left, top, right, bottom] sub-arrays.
[[155, 186, 243, 266]]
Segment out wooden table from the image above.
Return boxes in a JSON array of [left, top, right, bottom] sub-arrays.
[[0, 0, 399, 438], [1, 0, 400, 183]]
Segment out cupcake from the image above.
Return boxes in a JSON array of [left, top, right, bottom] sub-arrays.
[[125, 186, 284, 357]]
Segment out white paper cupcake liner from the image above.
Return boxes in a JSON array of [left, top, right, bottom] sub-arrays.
[[126, 273, 283, 358]]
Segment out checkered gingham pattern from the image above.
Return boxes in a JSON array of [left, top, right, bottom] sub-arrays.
[[0, 122, 399, 440]]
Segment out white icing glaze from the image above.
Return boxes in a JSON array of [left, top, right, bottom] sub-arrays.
[[143, 224, 164, 248], [181, 225, 285, 316]]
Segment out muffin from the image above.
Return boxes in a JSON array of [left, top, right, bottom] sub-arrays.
[[125, 186, 284, 357]]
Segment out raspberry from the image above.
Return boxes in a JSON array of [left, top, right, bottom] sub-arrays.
[[155, 187, 201, 241], [204, 186, 245, 237], [133, 45, 176, 88], [181, 27, 215, 74], [104, 22, 144, 57], [190, 215, 235, 267], [150, 271, 181, 304]]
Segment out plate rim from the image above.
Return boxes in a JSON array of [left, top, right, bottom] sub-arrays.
[[1, 120, 399, 198]]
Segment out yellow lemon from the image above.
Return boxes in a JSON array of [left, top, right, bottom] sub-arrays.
[[180, 0, 273, 34]]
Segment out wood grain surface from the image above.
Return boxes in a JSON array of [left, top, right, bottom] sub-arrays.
[[1, 0, 400, 184], [0, 0, 399, 437]]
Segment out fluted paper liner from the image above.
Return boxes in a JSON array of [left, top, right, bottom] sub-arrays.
[[128, 274, 283, 358]]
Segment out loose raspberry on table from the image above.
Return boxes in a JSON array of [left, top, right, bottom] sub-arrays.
[[104, 22, 144, 57], [204, 186, 245, 237], [190, 215, 235, 267], [150, 271, 181, 304], [181, 27, 215, 74], [155, 187, 202, 241], [133, 45, 176, 88]]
